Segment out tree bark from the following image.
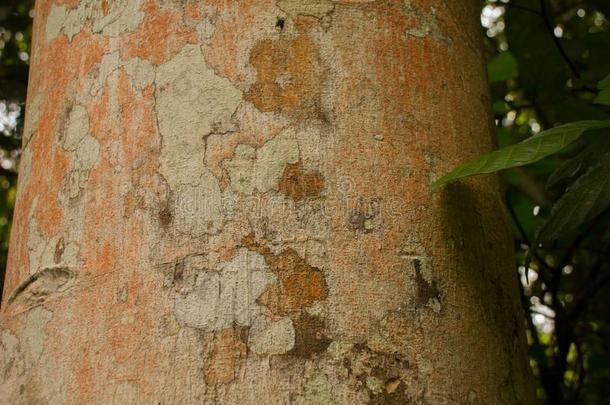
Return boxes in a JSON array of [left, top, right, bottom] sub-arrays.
[[1, 0, 536, 403]]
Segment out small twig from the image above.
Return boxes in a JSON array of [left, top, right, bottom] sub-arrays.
[[539, 0, 582, 79], [554, 206, 610, 275], [508, 1, 582, 79], [549, 206, 610, 306], [506, 196, 553, 275]]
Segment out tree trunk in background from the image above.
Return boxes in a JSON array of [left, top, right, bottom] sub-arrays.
[[0, 0, 536, 403]]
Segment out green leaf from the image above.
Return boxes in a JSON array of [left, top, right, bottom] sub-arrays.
[[432, 120, 610, 189], [597, 74, 610, 89], [487, 52, 519, 83], [596, 92, 610, 107], [595, 74, 610, 106], [536, 152, 610, 244], [547, 135, 610, 195]]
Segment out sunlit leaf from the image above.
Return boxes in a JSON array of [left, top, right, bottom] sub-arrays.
[[432, 120, 610, 189]]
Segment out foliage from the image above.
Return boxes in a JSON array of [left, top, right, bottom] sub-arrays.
[[459, 0, 609, 403], [433, 119, 610, 189], [0, 0, 33, 298]]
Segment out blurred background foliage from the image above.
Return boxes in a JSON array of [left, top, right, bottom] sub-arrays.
[[482, 0, 610, 403], [0, 0, 33, 300], [0, 0, 608, 403]]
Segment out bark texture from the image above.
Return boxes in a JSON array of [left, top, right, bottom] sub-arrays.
[[1, 0, 536, 403]]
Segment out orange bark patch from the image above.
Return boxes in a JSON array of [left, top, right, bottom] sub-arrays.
[[278, 161, 324, 202], [1, 29, 107, 301], [121, 0, 198, 65], [200, 0, 277, 84], [243, 234, 327, 316], [56, 0, 80, 8], [116, 71, 158, 164], [106, 274, 153, 363], [35, 148, 69, 235], [204, 328, 248, 384], [245, 18, 325, 119], [184, 3, 203, 20], [208, 232, 237, 268], [28, 32, 106, 236]]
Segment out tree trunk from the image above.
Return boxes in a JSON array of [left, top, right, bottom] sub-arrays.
[[1, 0, 536, 403]]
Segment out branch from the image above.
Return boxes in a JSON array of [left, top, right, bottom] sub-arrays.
[[508, 1, 581, 79], [506, 195, 553, 274], [539, 0, 581, 79]]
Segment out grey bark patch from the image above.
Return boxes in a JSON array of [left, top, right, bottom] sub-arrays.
[[196, 18, 216, 43], [277, 0, 335, 19], [22, 307, 53, 363], [172, 170, 224, 237], [22, 93, 42, 147], [155, 45, 242, 236], [8, 268, 76, 307], [57, 104, 100, 198], [91, 0, 145, 37], [403, 3, 452, 45], [223, 129, 300, 195], [162, 253, 208, 292], [174, 248, 276, 331], [62, 105, 89, 151], [155, 44, 242, 189], [248, 317, 295, 355], [45, 0, 144, 42], [160, 313, 181, 336], [0, 330, 20, 376], [45, 4, 68, 42], [295, 372, 334, 404], [27, 218, 81, 277], [123, 57, 155, 90]]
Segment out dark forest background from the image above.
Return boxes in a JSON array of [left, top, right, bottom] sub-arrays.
[[0, 1, 608, 403]]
